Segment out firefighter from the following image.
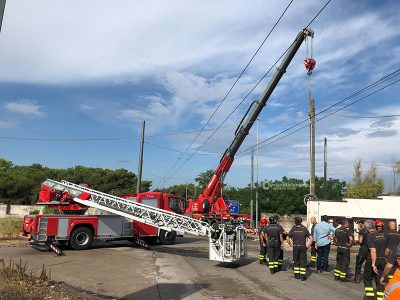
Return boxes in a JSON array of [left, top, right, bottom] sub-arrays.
[[385, 221, 399, 280], [287, 217, 313, 281], [352, 220, 369, 284], [380, 244, 400, 299], [274, 215, 287, 271], [334, 219, 353, 282], [259, 218, 268, 264], [363, 219, 387, 300], [263, 216, 284, 274], [309, 217, 317, 268]]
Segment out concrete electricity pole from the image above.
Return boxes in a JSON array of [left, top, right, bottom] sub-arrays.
[[250, 149, 254, 228], [255, 119, 259, 228], [309, 98, 315, 196], [304, 33, 316, 197], [136, 120, 145, 194], [324, 137, 327, 199]]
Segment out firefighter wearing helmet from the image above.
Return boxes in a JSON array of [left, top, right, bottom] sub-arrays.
[[259, 218, 268, 264], [262, 216, 284, 274], [363, 219, 387, 300]]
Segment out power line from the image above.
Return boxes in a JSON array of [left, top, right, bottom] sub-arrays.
[[237, 75, 400, 157], [236, 68, 400, 156], [332, 113, 400, 119], [158, 0, 295, 186], [162, 0, 333, 183]]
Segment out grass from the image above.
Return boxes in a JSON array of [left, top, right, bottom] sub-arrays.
[[0, 258, 50, 300], [0, 218, 22, 239]]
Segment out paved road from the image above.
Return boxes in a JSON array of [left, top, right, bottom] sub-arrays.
[[0, 237, 365, 299]]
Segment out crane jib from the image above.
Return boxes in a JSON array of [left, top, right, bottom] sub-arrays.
[[226, 28, 314, 159]]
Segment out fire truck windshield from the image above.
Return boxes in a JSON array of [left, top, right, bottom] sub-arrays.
[[168, 196, 181, 214]]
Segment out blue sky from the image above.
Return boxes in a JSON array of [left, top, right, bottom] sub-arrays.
[[0, 0, 399, 191]]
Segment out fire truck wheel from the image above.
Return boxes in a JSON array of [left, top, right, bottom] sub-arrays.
[[159, 229, 177, 245], [70, 227, 93, 250]]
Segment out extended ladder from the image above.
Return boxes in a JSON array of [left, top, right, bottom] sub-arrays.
[[42, 179, 247, 262]]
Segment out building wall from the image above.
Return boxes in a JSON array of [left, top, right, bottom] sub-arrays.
[[0, 205, 44, 218], [307, 196, 400, 225]]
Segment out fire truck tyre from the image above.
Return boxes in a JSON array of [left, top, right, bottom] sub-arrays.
[[159, 229, 177, 245], [70, 227, 93, 250]]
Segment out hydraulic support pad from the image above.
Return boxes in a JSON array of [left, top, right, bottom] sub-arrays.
[[47, 241, 64, 256]]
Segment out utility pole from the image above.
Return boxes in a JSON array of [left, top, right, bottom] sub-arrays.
[[250, 149, 254, 228], [324, 137, 327, 199], [136, 120, 145, 194], [255, 119, 259, 228], [305, 32, 316, 197]]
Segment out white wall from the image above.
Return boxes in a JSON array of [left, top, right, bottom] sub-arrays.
[[307, 196, 400, 224], [0, 205, 44, 218]]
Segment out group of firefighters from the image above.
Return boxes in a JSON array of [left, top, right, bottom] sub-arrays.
[[258, 215, 400, 299]]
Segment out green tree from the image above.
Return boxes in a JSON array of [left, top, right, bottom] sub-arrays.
[[0, 157, 152, 204], [195, 169, 215, 189], [346, 159, 384, 198]]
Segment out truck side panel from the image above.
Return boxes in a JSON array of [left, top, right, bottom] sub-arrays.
[[46, 218, 58, 237], [57, 218, 69, 239], [98, 217, 125, 237]]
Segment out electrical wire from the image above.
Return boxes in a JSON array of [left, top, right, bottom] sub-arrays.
[[161, 0, 333, 184], [332, 113, 400, 119], [157, 0, 296, 186], [237, 76, 400, 157]]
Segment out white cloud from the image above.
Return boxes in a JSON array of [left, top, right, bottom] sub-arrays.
[[79, 104, 96, 111], [5, 100, 44, 116], [0, 120, 17, 128]]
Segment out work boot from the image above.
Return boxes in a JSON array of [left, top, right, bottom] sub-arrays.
[[295, 273, 300, 279], [351, 275, 361, 284], [270, 269, 275, 275], [301, 276, 307, 281]]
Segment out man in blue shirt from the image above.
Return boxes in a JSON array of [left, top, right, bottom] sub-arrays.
[[313, 215, 336, 272]]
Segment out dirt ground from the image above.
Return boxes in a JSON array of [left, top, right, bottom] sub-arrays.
[[0, 237, 365, 299]]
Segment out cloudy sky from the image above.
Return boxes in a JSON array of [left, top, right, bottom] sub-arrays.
[[0, 0, 399, 191]]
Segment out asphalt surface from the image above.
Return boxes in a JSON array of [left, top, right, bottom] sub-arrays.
[[0, 237, 366, 299]]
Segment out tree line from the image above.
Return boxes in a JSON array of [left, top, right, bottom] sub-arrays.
[[0, 157, 393, 215], [0, 158, 150, 204]]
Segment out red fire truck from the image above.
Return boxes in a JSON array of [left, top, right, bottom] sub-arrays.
[[20, 183, 185, 252]]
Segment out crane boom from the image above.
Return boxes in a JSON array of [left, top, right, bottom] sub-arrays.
[[192, 28, 314, 214]]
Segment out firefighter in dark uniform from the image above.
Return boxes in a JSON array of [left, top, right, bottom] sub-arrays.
[[309, 216, 317, 267], [263, 216, 283, 274], [259, 218, 268, 264], [386, 221, 399, 280], [352, 220, 369, 284], [274, 215, 287, 271], [334, 219, 353, 281], [363, 219, 387, 300], [287, 216, 313, 281]]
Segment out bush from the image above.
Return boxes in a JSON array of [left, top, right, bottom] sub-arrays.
[[0, 218, 22, 238]]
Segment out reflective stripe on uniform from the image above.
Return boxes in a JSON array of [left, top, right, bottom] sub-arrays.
[[294, 267, 300, 274], [334, 269, 341, 277], [383, 282, 400, 299], [299, 268, 306, 275], [310, 256, 316, 262], [365, 286, 375, 297]]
